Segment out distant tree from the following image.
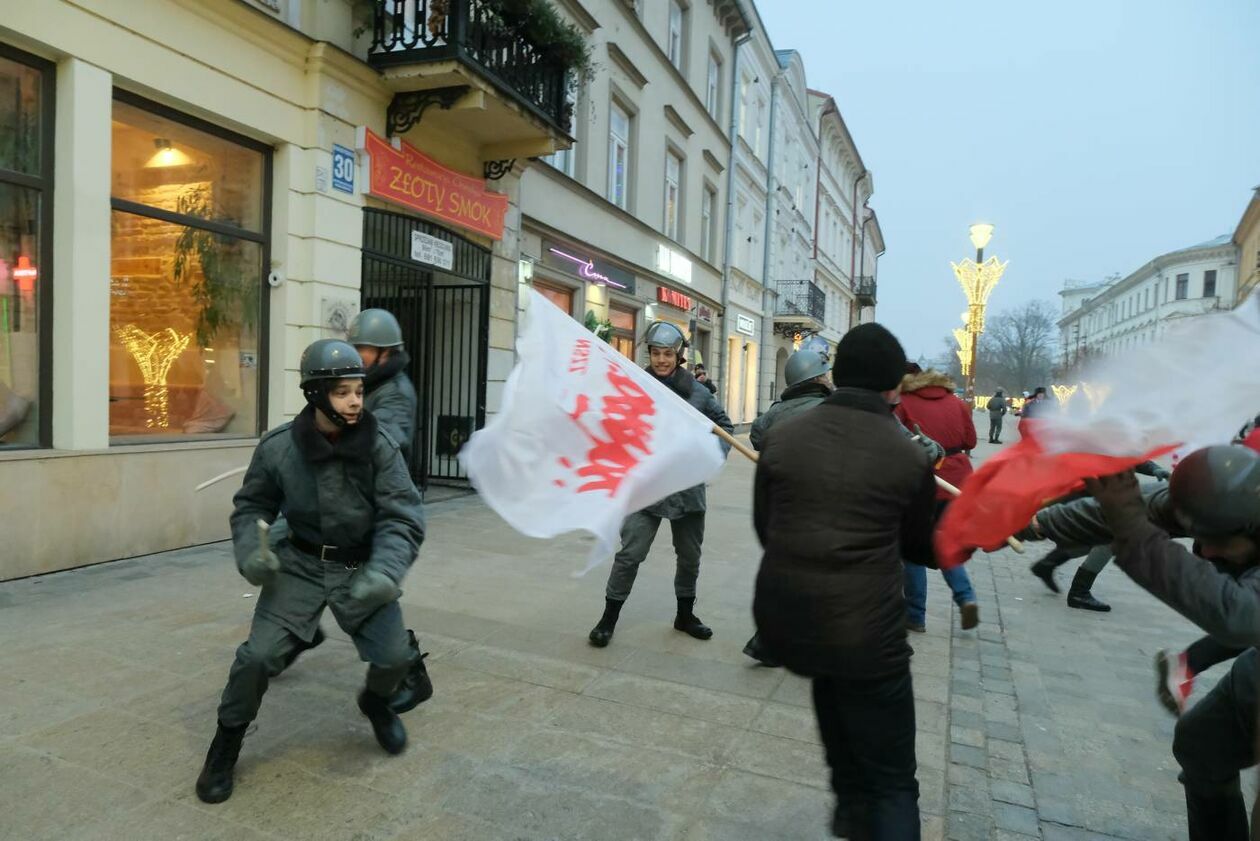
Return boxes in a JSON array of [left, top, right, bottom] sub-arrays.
[[939, 301, 1058, 395]]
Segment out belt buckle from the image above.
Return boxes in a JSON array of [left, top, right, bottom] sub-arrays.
[[319, 544, 338, 563]]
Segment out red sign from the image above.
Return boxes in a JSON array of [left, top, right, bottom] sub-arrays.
[[360, 128, 508, 240], [657, 287, 692, 310]]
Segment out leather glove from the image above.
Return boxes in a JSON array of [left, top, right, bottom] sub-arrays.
[[912, 425, 947, 465], [349, 567, 402, 611], [1084, 470, 1148, 539], [240, 544, 280, 587]]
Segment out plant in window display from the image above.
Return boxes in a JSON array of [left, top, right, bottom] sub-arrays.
[[172, 185, 260, 348], [584, 310, 613, 340]]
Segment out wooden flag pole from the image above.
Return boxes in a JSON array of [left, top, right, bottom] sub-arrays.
[[712, 425, 1024, 554]]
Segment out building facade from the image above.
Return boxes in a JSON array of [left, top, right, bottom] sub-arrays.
[[1233, 186, 1260, 308], [1058, 236, 1238, 370]]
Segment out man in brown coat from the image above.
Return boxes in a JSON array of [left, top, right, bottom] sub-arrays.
[[753, 323, 936, 841]]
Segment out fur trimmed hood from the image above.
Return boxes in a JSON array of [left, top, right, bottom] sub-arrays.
[[900, 369, 957, 395]]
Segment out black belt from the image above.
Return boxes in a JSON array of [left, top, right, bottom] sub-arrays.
[[289, 534, 370, 567], [944, 447, 968, 456]]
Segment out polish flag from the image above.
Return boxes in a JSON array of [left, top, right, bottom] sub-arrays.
[[936, 295, 1260, 568], [459, 291, 727, 572]]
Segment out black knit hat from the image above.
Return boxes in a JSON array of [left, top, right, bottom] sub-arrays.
[[831, 323, 907, 392]]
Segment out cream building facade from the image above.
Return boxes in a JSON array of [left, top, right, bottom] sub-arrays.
[[1233, 186, 1260, 308]]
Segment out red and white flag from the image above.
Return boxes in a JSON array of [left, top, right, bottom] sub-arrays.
[[459, 291, 727, 572], [936, 294, 1260, 568]]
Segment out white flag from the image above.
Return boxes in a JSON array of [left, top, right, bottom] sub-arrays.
[[458, 291, 727, 572]]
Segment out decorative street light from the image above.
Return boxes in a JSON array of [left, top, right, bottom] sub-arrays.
[[951, 223, 1008, 400]]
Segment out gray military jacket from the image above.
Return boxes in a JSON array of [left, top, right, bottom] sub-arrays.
[[231, 407, 425, 638], [641, 366, 734, 520], [364, 351, 418, 466], [749, 382, 832, 451]]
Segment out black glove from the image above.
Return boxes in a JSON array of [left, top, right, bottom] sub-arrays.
[[1083, 470, 1148, 539]]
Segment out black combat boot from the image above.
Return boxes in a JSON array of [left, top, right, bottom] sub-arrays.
[[389, 630, 433, 714], [195, 721, 248, 804], [1067, 568, 1111, 612], [359, 688, 408, 754], [278, 626, 326, 672], [674, 597, 713, 640], [1030, 548, 1070, 595], [742, 632, 781, 667], [588, 598, 624, 648]]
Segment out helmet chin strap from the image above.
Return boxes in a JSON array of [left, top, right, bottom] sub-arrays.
[[303, 382, 351, 429]]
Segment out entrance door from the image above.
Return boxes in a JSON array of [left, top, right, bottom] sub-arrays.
[[360, 208, 491, 489]]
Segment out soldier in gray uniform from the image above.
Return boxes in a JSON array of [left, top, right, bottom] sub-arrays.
[[588, 322, 734, 647], [195, 339, 425, 804], [348, 308, 431, 713], [749, 348, 832, 451]]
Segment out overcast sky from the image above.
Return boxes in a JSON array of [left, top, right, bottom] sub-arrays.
[[756, 0, 1260, 360]]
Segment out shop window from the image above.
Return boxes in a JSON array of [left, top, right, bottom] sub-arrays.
[[609, 304, 636, 360], [109, 95, 269, 439], [534, 281, 574, 315], [0, 47, 53, 448]]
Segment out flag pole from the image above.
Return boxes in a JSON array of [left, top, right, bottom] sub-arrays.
[[715, 425, 1024, 555]]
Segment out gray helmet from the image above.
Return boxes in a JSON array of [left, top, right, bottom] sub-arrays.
[[784, 349, 830, 387], [644, 321, 686, 353], [347, 308, 404, 348], [299, 339, 365, 387], [1169, 445, 1260, 538]]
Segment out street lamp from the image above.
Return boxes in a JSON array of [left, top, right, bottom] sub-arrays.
[[951, 223, 1008, 400]]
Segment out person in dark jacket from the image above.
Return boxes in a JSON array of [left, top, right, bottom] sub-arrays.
[[588, 322, 734, 647], [749, 347, 832, 451], [693, 363, 718, 394], [347, 307, 432, 715], [986, 390, 1007, 443], [895, 365, 980, 632], [754, 323, 936, 841], [195, 340, 425, 805]]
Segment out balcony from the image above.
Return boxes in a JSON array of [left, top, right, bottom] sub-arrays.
[[855, 276, 877, 307], [773, 280, 826, 336], [368, 0, 578, 165]]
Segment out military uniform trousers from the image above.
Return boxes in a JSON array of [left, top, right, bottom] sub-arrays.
[[217, 545, 413, 727], [604, 510, 704, 602]]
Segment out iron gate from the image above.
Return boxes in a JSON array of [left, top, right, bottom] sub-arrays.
[[360, 208, 491, 488]]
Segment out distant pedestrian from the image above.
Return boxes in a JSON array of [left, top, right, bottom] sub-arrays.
[[693, 363, 717, 394], [986, 389, 1007, 443]]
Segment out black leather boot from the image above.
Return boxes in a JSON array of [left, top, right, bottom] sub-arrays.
[[195, 721, 248, 804], [588, 598, 624, 648], [1067, 568, 1111, 612], [1030, 548, 1069, 595], [742, 632, 780, 667], [389, 630, 433, 714], [358, 689, 408, 754], [277, 626, 326, 672], [674, 598, 713, 640]]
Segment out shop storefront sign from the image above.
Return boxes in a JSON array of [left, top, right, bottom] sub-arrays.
[[358, 128, 507, 240], [543, 242, 636, 293], [696, 304, 714, 325], [736, 314, 756, 336], [657, 287, 693, 310], [655, 244, 693, 284], [411, 230, 455, 270]]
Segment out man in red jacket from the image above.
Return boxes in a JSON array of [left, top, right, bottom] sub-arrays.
[[894, 364, 980, 632]]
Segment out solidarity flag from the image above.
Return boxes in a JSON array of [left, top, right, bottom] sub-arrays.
[[936, 294, 1260, 568], [459, 291, 727, 572]]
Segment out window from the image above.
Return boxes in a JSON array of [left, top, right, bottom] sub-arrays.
[[700, 185, 716, 262], [667, 1, 685, 70], [608, 104, 631, 209], [1204, 269, 1217, 298], [533, 280, 573, 315], [109, 95, 270, 439], [706, 53, 721, 118], [754, 98, 766, 156], [609, 303, 636, 360], [1175, 273, 1189, 300], [0, 47, 52, 448], [751, 209, 764, 269], [738, 75, 750, 138], [663, 151, 682, 240], [543, 86, 578, 177], [1145, 287, 1151, 309], [735, 194, 749, 269]]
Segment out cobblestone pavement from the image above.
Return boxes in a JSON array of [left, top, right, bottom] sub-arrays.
[[0, 435, 1231, 840]]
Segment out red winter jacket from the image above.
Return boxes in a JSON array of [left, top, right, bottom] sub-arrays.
[[893, 370, 977, 499]]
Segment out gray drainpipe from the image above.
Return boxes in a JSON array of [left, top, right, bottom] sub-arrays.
[[759, 68, 781, 413], [718, 33, 749, 410]]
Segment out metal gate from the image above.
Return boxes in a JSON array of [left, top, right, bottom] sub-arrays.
[[360, 208, 491, 489]]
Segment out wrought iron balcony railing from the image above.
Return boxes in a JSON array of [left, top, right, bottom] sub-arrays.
[[775, 280, 826, 323], [369, 0, 572, 134], [855, 276, 877, 305]]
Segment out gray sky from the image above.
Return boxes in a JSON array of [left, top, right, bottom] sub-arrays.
[[757, 0, 1260, 360]]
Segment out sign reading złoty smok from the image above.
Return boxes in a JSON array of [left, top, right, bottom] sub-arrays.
[[358, 128, 508, 240]]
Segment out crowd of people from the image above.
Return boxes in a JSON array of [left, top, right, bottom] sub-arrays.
[[196, 308, 1260, 841]]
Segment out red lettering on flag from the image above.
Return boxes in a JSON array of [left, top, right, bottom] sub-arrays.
[[559, 361, 657, 496]]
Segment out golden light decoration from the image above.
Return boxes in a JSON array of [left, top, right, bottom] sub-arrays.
[[1081, 381, 1112, 414], [953, 327, 974, 376], [1051, 384, 1079, 407], [952, 256, 1008, 333], [115, 324, 192, 429]]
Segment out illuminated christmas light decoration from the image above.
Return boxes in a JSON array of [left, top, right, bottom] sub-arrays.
[[1081, 381, 1112, 414], [951, 225, 1009, 400], [115, 324, 192, 429], [1051, 384, 1078, 407], [953, 327, 974, 376]]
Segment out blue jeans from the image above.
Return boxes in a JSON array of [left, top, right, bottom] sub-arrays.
[[904, 563, 975, 627]]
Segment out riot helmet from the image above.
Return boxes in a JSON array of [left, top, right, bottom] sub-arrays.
[[784, 349, 831, 388], [644, 321, 687, 354], [347, 308, 404, 349], [299, 339, 365, 428], [1169, 445, 1260, 539]]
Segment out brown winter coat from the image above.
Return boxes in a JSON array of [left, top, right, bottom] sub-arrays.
[[752, 388, 937, 679]]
